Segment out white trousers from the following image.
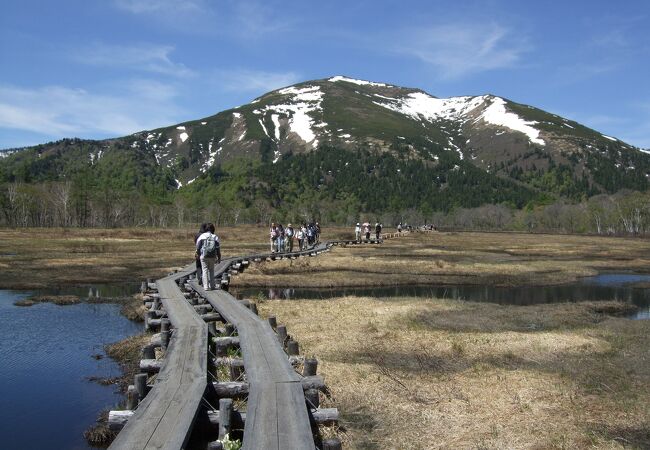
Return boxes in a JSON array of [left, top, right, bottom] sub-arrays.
[[200, 256, 216, 289]]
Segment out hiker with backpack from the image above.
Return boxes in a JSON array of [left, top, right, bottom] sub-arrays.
[[270, 222, 278, 252], [194, 223, 207, 285], [315, 222, 321, 244], [375, 222, 382, 240], [286, 223, 295, 252], [196, 223, 221, 290], [355, 223, 361, 242], [277, 223, 284, 252], [296, 225, 304, 251]]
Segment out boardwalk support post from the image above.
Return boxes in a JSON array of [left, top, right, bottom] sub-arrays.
[[218, 398, 233, 440]]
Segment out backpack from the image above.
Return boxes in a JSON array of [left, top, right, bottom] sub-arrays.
[[202, 234, 219, 258]]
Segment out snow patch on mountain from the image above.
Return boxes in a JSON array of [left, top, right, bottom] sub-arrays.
[[602, 134, 617, 142], [373, 92, 544, 146], [479, 98, 545, 146], [328, 76, 389, 87], [254, 85, 325, 147], [179, 132, 189, 143]]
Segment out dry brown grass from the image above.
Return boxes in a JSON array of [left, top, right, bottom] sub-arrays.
[[261, 297, 650, 449], [238, 231, 650, 288]]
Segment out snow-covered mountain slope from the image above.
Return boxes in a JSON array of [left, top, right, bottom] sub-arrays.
[[3, 76, 649, 197]]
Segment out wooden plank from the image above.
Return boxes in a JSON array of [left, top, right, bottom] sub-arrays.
[[191, 282, 315, 450], [109, 273, 208, 450]]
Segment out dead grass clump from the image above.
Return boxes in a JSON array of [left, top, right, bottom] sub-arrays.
[[84, 410, 116, 447], [105, 333, 150, 388], [14, 294, 81, 306]]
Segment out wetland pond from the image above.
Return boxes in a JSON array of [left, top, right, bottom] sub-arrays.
[[0, 283, 141, 450], [234, 273, 650, 320]]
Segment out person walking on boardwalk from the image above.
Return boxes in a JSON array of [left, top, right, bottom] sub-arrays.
[[277, 223, 285, 252], [194, 223, 207, 285], [375, 222, 382, 240], [196, 223, 221, 290], [355, 223, 361, 242], [270, 222, 278, 252], [297, 225, 305, 250], [286, 223, 295, 252], [364, 222, 371, 240], [315, 222, 321, 244], [397, 222, 402, 233]]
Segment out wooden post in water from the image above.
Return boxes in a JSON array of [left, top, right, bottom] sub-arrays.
[[135, 373, 148, 400], [144, 310, 156, 331], [218, 398, 233, 440], [160, 318, 170, 333], [126, 385, 139, 410]]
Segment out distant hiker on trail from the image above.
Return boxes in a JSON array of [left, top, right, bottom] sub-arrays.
[[277, 223, 284, 252], [196, 223, 221, 290], [194, 223, 208, 285], [315, 222, 321, 244], [270, 223, 278, 252], [397, 222, 402, 233], [296, 225, 304, 251], [375, 222, 382, 240], [364, 223, 371, 240], [300, 224, 308, 250], [306, 223, 315, 247], [355, 223, 361, 242], [286, 223, 294, 252]]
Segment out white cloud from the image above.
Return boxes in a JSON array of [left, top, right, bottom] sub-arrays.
[[211, 69, 301, 93], [113, 0, 292, 38], [114, 0, 205, 14], [72, 43, 195, 78], [394, 23, 528, 79], [0, 82, 184, 139]]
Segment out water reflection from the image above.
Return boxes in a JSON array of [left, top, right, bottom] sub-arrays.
[[0, 287, 141, 449], [233, 273, 650, 320]]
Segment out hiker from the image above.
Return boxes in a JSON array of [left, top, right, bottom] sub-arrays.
[[375, 222, 382, 240], [301, 224, 308, 249], [286, 223, 295, 252], [355, 223, 361, 242], [277, 223, 285, 252], [296, 225, 304, 251], [306, 223, 314, 247], [315, 222, 321, 244], [397, 222, 402, 233], [194, 223, 207, 285], [364, 222, 371, 240], [270, 222, 278, 252], [196, 223, 221, 290]]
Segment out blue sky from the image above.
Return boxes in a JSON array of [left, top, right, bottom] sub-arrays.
[[1, 0, 649, 149]]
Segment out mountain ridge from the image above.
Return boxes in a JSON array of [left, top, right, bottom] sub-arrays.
[[1, 75, 649, 218]]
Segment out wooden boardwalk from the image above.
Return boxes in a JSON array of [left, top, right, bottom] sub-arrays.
[[191, 279, 315, 450], [109, 268, 208, 450], [109, 238, 391, 449]]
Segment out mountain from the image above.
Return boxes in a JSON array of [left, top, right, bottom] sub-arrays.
[[1, 76, 649, 221]]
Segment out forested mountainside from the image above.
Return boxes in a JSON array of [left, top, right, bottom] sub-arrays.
[[1, 76, 649, 229]]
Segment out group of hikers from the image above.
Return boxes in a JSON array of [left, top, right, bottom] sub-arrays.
[[269, 222, 320, 253], [355, 222, 383, 241], [193, 220, 424, 290]]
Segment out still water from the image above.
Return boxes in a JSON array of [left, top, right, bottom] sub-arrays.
[[234, 273, 650, 320], [0, 287, 141, 450]]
